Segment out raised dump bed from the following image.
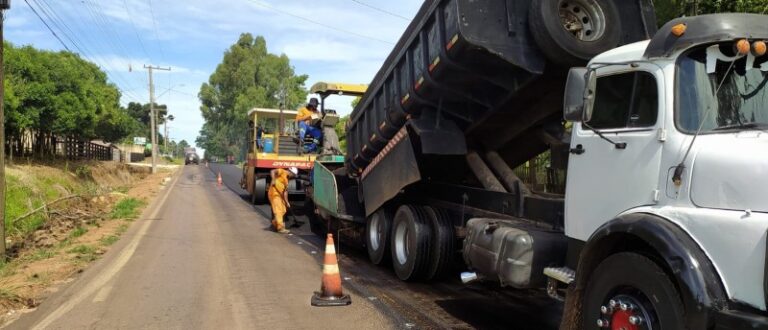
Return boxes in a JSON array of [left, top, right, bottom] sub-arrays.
[[346, 0, 655, 174]]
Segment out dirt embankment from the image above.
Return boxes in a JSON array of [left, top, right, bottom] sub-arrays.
[[0, 161, 176, 325]]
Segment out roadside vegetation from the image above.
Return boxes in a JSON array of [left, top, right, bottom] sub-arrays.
[[0, 161, 163, 321], [110, 198, 144, 220]]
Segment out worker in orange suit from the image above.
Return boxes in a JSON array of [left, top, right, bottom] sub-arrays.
[[268, 166, 298, 233]]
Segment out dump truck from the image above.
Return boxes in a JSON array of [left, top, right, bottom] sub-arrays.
[[307, 0, 768, 328]]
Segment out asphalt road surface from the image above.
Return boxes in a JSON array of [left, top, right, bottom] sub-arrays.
[[8, 163, 562, 329], [209, 163, 563, 330], [8, 165, 395, 330]]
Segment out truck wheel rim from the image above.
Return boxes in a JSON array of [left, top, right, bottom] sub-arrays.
[[369, 213, 382, 251], [558, 0, 606, 42], [597, 293, 654, 330], [394, 221, 410, 265]]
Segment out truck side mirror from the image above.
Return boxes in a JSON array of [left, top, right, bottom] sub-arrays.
[[563, 68, 587, 121], [583, 69, 597, 122]]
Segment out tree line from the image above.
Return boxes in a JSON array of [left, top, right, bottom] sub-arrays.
[[654, 0, 768, 25], [196, 33, 308, 159], [3, 41, 172, 159]]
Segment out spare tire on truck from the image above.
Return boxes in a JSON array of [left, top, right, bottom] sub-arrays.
[[529, 0, 621, 67]]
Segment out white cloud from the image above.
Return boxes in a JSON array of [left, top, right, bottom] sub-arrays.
[[4, 0, 424, 149]]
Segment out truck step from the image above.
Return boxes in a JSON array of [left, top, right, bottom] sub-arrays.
[[543, 267, 575, 284]]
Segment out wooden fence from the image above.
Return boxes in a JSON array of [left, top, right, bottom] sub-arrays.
[[55, 138, 113, 161]]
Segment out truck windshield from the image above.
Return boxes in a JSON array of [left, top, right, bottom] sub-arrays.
[[677, 43, 768, 133]]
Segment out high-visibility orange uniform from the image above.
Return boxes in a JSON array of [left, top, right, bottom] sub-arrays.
[[268, 168, 290, 231]]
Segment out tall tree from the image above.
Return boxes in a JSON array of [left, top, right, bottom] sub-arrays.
[[3, 41, 136, 156], [197, 34, 308, 159]]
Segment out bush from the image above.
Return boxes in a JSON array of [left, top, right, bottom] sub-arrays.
[[75, 165, 92, 179]]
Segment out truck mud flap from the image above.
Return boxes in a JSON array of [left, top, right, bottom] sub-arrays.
[[361, 129, 420, 216]]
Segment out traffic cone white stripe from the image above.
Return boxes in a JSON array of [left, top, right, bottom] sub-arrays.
[[323, 264, 340, 275], [325, 244, 336, 254]]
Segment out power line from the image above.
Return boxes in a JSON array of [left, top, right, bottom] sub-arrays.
[[146, 0, 167, 62], [25, 0, 143, 102], [80, 0, 147, 97], [23, 0, 71, 52], [348, 0, 409, 21], [244, 0, 394, 45], [122, 0, 150, 60]]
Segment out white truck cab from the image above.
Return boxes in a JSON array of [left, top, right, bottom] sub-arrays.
[[559, 13, 768, 329]]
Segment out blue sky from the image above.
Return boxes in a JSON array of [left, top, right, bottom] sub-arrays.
[[5, 0, 423, 150]]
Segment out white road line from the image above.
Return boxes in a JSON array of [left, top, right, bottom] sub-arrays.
[[91, 285, 113, 303], [32, 172, 181, 330]]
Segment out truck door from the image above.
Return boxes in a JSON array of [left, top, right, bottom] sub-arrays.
[[565, 66, 665, 241]]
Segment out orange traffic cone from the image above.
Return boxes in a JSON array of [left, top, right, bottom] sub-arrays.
[[217, 172, 222, 187], [311, 234, 351, 306]]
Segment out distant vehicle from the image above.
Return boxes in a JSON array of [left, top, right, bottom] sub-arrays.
[[184, 147, 199, 165]]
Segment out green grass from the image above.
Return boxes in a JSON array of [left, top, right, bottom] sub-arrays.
[[68, 245, 94, 254], [110, 198, 144, 220], [116, 223, 129, 236], [70, 226, 87, 238], [25, 249, 55, 262], [0, 287, 21, 302], [100, 235, 119, 246], [5, 169, 81, 238], [68, 244, 98, 262], [0, 261, 14, 277]]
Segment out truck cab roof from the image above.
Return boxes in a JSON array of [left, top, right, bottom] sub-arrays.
[[590, 40, 651, 65], [645, 13, 768, 58]]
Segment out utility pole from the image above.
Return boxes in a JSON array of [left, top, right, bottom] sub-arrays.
[[143, 65, 170, 174], [0, 1, 10, 259]]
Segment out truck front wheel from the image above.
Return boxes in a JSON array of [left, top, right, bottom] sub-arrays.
[[582, 252, 685, 329], [366, 208, 393, 265], [390, 205, 432, 281]]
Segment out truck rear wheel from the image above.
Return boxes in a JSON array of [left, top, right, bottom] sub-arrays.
[[423, 207, 454, 280], [252, 178, 268, 205], [582, 252, 685, 329], [390, 205, 432, 281], [305, 198, 327, 237], [529, 0, 621, 67], [366, 208, 393, 265]]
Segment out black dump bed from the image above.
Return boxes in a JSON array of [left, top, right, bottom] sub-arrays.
[[344, 0, 655, 214]]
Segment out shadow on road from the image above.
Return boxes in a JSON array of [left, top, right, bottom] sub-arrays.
[[206, 162, 562, 329]]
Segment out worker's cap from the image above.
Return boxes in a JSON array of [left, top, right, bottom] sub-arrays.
[[308, 98, 319, 107], [288, 167, 299, 175]]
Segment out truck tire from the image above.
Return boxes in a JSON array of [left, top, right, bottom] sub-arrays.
[[252, 178, 268, 205], [306, 198, 327, 237], [366, 207, 393, 265], [582, 252, 685, 329], [423, 207, 454, 280], [529, 0, 621, 67], [390, 205, 432, 281]]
